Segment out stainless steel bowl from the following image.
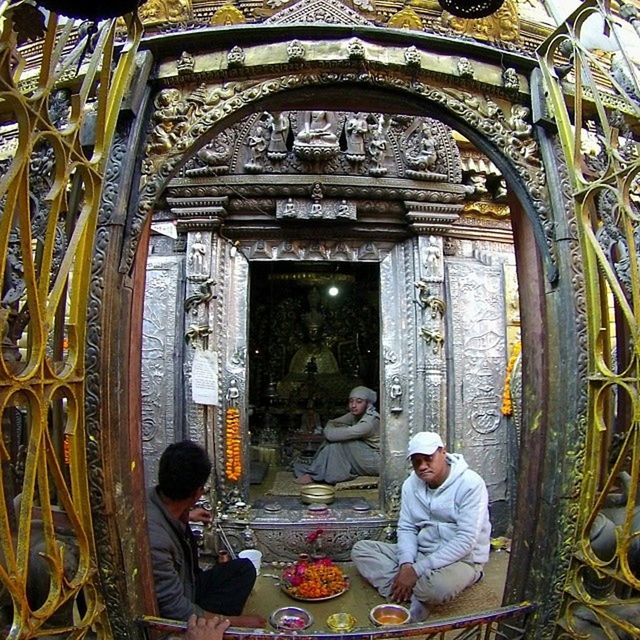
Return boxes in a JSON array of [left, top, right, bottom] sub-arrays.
[[300, 483, 335, 504], [369, 603, 411, 626], [269, 606, 313, 631]]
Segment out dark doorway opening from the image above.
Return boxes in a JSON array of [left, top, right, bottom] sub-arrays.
[[247, 260, 380, 488]]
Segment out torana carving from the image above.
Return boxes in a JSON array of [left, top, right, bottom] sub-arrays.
[[172, 107, 462, 184], [131, 72, 552, 276]]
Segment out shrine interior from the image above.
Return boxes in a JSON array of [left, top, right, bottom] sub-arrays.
[[246, 261, 380, 496]]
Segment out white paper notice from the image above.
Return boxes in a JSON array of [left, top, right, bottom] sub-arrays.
[[192, 348, 219, 405], [150, 221, 178, 239]]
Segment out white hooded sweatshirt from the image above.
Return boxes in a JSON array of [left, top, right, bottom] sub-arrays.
[[396, 452, 491, 576]]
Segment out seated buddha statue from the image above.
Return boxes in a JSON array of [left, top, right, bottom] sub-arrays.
[[287, 310, 339, 376], [277, 290, 346, 402], [293, 110, 339, 161]]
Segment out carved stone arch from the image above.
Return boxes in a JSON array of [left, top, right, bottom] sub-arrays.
[[125, 73, 554, 278]]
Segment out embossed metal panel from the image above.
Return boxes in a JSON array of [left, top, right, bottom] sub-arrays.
[[141, 256, 183, 486], [445, 259, 508, 502]]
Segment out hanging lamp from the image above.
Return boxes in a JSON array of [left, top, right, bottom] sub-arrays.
[[35, 0, 146, 20], [438, 0, 506, 19]]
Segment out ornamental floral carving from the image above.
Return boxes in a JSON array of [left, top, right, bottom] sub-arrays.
[[287, 39, 306, 62], [228, 45, 246, 67], [404, 45, 421, 68]]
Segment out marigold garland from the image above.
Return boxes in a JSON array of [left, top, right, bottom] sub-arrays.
[[224, 407, 242, 481], [501, 340, 521, 416]]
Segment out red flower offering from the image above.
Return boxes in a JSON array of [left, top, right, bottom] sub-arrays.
[[281, 558, 348, 601]]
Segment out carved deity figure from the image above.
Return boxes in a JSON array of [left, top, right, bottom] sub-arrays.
[[310, 201, 323, 217], [345, 113, 368, 159], [266, 112, 290, 156], [337, 200, 350, 218], [148, 89, 190, 155], [368, 116, 388, 176], [283, 198, 296, 218], [189, 232, 207, 276], [424, 236, 441, 275], [495, 177, 508, 202], [502, 67, 519, 92], [226, 378, 240, 405], [457, 57, 474, 78], [289, 290, 339, 377], [468, 173, 489, 197], [390, 376, 403, 413], [295, 110, 339, 147], [407, 122, 438, 173], [245, 123, 268, 171], [139, 0, 190, 23], [177, 51, 195, 75], [277, 289, 342, 400]]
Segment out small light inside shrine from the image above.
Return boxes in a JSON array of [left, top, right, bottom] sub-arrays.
[[328, 286, 339, 297]]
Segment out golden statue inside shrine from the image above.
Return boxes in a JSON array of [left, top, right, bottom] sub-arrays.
[[277, 288, 350, 405]]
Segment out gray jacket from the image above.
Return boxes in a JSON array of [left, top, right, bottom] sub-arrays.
[[147, 487, 205, 620], [396, 453, 491, 575]]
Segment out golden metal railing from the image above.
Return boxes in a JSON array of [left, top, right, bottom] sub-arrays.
[[537, 1, 640, 637], [0, 5, 141, 638]]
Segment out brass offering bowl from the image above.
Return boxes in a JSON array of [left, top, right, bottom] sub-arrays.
[[300, 483, 335, 504], [326, 612, 357, 632], [369, 603, 411, 626]]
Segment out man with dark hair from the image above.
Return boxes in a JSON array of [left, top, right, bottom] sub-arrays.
[[147, 441, 264, 627]]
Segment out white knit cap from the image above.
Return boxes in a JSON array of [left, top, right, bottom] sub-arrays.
[[349, 386, 377, 404]]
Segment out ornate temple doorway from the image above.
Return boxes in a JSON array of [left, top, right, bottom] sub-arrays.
[[140, 99, 522, 556]]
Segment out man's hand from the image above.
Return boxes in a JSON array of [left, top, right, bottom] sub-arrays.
[[227, 614, 267, 628], [189, 507, 212, 524], [185, 614, 230, 640], [391, 563, 418, 602]]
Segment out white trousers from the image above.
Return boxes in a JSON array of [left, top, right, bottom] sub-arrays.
[[351, 540, 483, 605]]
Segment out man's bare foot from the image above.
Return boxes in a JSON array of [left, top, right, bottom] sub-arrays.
[[294, 474, 314, 485]]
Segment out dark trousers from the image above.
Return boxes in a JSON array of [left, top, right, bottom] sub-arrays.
[[195, 558, 256, 616]]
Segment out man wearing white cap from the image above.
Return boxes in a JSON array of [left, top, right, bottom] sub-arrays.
[[351, 431, 491, 621]]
